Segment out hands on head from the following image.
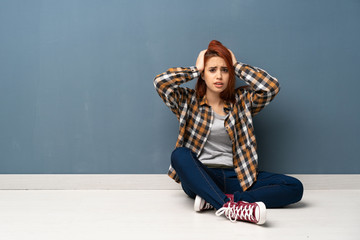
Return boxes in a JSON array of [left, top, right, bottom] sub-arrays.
[[195, 48, 237, 72]]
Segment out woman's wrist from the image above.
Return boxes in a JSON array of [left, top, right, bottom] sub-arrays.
[[195, 49, 207, 72]]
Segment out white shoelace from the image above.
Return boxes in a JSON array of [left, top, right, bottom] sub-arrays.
[[215, 202, 255, 223]]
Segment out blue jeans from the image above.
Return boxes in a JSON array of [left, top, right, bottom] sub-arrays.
[[171, 147, 303, 210]]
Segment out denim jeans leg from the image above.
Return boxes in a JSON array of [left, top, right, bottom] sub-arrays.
[[222, 168, 243, 194], [171, 147, 229, 209], [233, 171, 304, 208]]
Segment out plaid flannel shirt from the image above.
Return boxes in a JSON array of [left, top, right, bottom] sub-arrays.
[[154, 62, 280, 191]]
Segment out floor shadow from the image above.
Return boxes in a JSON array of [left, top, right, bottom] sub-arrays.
[[270, 201, 309, 210], [260, 221, 274, 228], [283, 201, 309, 209]]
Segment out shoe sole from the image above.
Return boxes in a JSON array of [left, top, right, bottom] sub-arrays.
[[194, 195, 203, 212], [255, 202, 266, 225]]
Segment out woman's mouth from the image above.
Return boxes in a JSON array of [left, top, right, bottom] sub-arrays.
[[214, 82, 224, 88]]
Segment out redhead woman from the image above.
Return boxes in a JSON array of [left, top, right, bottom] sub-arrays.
[[153, 40, 303, 224]]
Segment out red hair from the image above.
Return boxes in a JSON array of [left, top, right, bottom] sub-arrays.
[[195, 40, 236, 103]]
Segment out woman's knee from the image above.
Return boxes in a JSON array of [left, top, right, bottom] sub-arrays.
[[170, 147, 192, 168], [181, 182, 196, 199], [287, 176, 304, 203]]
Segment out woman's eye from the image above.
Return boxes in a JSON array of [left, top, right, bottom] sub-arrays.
[[209, 69, 216, 73], [222, 68, 229, 73]]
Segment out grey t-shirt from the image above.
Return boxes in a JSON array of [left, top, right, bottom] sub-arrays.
[[198, 111, 234, 168]]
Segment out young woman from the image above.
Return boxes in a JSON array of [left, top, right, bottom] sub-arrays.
[[153, 40, 303, 225]]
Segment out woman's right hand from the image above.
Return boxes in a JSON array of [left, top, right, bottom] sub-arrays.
[[195, 50, 207, 72], [228, 49, 237, 65]]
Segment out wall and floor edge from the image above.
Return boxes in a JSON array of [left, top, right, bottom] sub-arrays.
[[0, 174, 359, 190]]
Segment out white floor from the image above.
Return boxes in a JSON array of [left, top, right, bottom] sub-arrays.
[[0, 189, 359, 240]]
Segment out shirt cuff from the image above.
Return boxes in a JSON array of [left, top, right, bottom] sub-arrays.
[[189, 66, 200, 78], [234, 61, 244, 69]]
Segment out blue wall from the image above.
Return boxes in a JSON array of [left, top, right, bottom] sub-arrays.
[[1, 0, 359, 174]]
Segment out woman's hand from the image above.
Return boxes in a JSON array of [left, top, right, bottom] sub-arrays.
[[195, 50, 207, 72], [228, 49, 237, 65]]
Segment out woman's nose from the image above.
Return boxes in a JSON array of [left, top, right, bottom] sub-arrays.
[[216, 70, 222, 79]]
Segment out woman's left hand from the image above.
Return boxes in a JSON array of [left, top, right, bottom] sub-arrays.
[[228, 49, 237, 65], [195, 50, 207, 72]]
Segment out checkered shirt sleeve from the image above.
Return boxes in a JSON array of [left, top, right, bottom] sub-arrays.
[[153, 67, 199, 119], [234, 62, 280, 116]]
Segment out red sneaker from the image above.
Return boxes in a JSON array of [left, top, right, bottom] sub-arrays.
[[225, 194, 234, 202], [215, 201, 266, 225]]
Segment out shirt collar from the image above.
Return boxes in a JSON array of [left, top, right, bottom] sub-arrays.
[[223, 101, 232, 114], [199, 95, 208, 106], [199, 95, 233, 113]]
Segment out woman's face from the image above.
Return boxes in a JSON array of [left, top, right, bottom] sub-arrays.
[[202, 56, 229, 96]]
